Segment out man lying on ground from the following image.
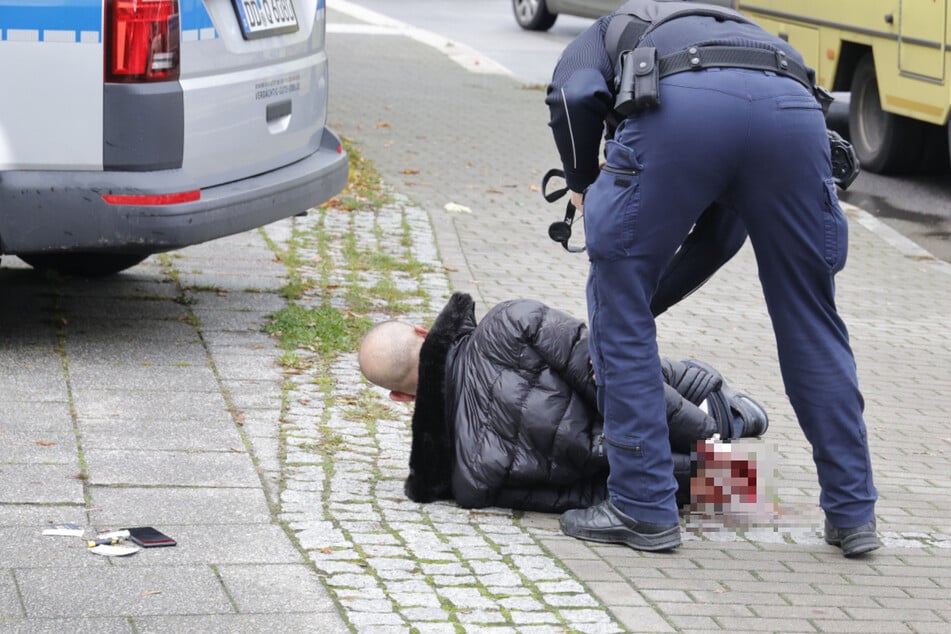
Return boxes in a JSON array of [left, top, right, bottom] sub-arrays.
[[357, 292, 767, 513]]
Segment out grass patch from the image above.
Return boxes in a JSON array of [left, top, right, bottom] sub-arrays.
[[322, 138, 393, 211], [351, 249, 433, 277], [265, 303, 371, 357], [339, 389, 399, 425], [279, 276, 310, 301], [277, 350, 306, 369]]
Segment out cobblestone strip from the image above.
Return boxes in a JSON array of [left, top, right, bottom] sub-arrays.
[[272, 197, 628, 633]]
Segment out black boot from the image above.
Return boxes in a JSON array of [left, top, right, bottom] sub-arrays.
[[683, 360, 768, 439], [824, 518, 880, 557], [728, 388, 769, 438], [560, 500, 682, 552]]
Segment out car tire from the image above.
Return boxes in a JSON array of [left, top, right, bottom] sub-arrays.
[[512, 0, 557, 31], [849, 53, 925, 174], [20, 253, 148, 277]]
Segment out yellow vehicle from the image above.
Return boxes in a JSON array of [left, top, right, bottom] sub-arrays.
[[735, 1, 951, 174]]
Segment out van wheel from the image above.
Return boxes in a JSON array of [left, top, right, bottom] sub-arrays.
[[20, 253, 148, 277], [917, 121, 950, 174], [849, 54, 925, 174], [512, 0, 557, 31], [945, 120, 951, 174]]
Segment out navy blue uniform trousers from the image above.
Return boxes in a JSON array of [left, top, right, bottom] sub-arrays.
[[582, 68, 877, 527]]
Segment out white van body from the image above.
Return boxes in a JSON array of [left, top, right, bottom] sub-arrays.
[[0, 0, 348, 274]]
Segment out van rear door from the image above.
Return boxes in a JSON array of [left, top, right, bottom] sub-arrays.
[[177, 0, 330, 188]]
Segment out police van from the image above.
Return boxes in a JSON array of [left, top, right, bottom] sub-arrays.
[[0, 0, 348, 276]]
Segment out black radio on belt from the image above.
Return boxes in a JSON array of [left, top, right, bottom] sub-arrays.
[[828, 129, 861, 190], [614, 47, 660, 116]]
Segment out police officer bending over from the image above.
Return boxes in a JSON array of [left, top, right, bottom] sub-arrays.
[[546, 0, 878, 557]]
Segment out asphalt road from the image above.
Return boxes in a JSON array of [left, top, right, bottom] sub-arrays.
[[336, 0, 951, 263]]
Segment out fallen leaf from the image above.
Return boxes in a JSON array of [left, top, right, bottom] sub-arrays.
[[142, 590, 162, 596], [485, 188, 503, 194], [529, 184, 539, 192], [402, 168, 420, 175], [443, 266, 459, 272], [375, 121, 392, 128], [35, 440, 56, 447], [321, 547, 334, 554]]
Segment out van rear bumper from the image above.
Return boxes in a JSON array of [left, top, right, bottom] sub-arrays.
[[0, 128, 348, 255]]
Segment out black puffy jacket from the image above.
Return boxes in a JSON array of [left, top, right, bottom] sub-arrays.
[[404, 293, 729, 512]]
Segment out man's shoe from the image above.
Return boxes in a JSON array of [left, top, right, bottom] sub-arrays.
[[730, 390, 769, 437], [683, 360, 768, 439], [560, 500, 682, 552], [824, 518, 880, 557]]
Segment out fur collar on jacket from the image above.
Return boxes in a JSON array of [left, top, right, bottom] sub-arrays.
[[404, 292, 477, 502]]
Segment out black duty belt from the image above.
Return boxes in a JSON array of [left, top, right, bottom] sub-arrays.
[[658, 46, 814, 92]]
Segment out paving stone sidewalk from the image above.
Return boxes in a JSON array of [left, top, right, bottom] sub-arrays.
[[0, 229, 349, 633], [1, 5, 949, 634], [322, 5, 951, 632]]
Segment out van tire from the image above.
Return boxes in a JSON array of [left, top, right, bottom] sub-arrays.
[[917, 122, 950, 174], [20, 253, 148, 277], [849, 54, 925, 174], [945, 121, 951, 174]]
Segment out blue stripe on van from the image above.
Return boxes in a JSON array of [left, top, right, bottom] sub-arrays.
[[180, 0, 217, 38], [0, 0, 101, 42]]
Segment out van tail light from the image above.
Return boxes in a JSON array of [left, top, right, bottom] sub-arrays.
[[102, 190, 200, 205], [105, 0, 181, 83]]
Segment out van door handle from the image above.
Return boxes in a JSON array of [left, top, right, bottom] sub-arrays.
[[266, 100, 292, 122]]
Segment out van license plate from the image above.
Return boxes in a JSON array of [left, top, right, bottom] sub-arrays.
[[232, 0, 299, 40]]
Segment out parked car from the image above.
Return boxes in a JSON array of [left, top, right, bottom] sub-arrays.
[[0, 0, 348, 276], [512, 0, 624, 31], [511, 0, 737, 32]]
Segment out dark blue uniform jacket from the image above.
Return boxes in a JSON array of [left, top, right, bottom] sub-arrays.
[[546, 8, 808, 193]]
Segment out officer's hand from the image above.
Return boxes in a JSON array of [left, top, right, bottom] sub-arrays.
[[570, 190, 584, 215]]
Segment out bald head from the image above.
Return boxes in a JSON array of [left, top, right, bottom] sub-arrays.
[[357, 320, 425, 398]]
